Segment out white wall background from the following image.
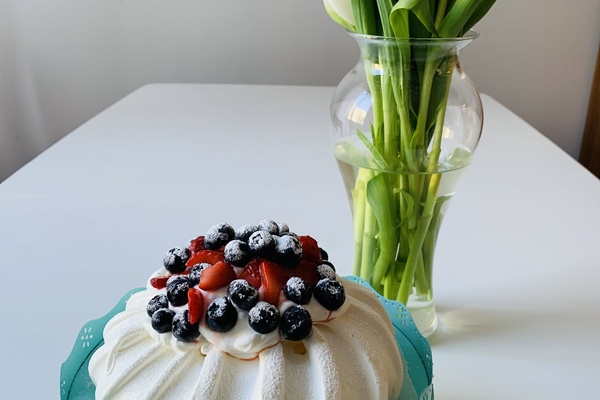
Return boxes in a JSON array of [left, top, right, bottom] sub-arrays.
[[1, 0, 599, 182]]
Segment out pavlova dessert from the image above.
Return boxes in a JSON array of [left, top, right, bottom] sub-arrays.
[[62, 220, 432, 399]]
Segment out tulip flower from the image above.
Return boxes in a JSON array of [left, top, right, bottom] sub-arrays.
[[323, 0, 355, 31]]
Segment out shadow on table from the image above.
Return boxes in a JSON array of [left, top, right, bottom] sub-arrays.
[[427, 305, 576, 347]]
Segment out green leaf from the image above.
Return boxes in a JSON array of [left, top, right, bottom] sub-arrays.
[[438, 0, 495, 37], [356, 129, 392, 170], [390, 0, 438, 39], [351, 0, 379, 35], [396, 189, 416, 228], [463, 0, 496, 33], [366, 173, 396, 284], [375, 0, 395, 37]]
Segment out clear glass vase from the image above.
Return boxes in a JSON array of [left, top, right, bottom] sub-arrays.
[[330, 31, 483, 337]]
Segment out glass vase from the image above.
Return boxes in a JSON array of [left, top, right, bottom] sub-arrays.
[[330, 31, 483, 337]]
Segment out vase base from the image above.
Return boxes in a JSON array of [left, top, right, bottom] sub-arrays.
[[407, 297, 438, 338]]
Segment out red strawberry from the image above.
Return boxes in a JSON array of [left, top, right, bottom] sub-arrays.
[[186, 250, 224, 267], [187, 287, 205, 325], [239, 258, 262, 289], [294, 260, 320, 286], [150, 276, 169, 289], [298, 235, 321, 263], [259, 260, 288, 305], [199, 261, 237, 291], [189, 236, 206, 255]]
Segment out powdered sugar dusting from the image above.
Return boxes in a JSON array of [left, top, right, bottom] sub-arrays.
[[317, 264, 336, 280], [248, 301, 279, 325]]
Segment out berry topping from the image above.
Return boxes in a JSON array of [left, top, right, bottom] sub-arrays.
[[293, 261, 320, 286], [259, 260, 288, 305], [238, 258, 262, 289], [186, 250, 225, 267], [150, 276, 169, 290], [204, 223, 235, 250], [206, 297, 238, 332], [280, 306, 312, 341], [166, 276, 190, 307], [284, 277, 313, 305], [235, 224, 259, 242], [223, 240, 252, 267], [172, 310, 200, 342], [147, 294, 169, 317], [227, 279, 259, 310], [258, 219, 280, 235], [316, 264, 337, 281], [188, 236, 206, 254], [314, 278, 346, 311], [298, 235, 321, 263], [146, 221, 343, 345], [275, 235, 303, 266], [248, 231, 275, 257], [248, 302, 280, 334], [199, 261, 237, 291], [187, 287, 205, 325], [319, 247, 329, 261], [188, 263, 210, 287], [321, 260, 336, 272], [280, 231, 298, 239], [276, 222, 289, 234], [151, 308, 176, 333], [163, 247, 190, 274]]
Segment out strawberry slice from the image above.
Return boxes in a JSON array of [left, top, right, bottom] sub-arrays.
[[239, 258, 262, 289], [189, 236, 206, 255], [186, 250, 224, 267], [199, 261, 237, 291], [298, 235, 321, 263], [187, 287, 205, 325], [293, 260, 320, 286], [150, 276, 169, 289], [259, 260, 288, 305]]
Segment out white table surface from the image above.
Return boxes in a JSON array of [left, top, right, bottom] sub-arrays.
[[1, 84, 599, 399]]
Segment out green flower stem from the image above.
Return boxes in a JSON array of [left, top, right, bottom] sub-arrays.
[[351, 37, 457, 304], [397, 172, 442, 303], [435, 0, 449, 28], [351, 176, 367, 277]]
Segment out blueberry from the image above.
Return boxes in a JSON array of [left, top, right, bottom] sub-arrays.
[[172, 310, 200, 342], [206, 297, 238, 332], [314, 279, 345, 311], [248, 301, 280, 334], [319, 247, 329, 261], [280, 306, 312, 341], [279, 231, 298, 239], [235, 224, 259, 242], [276, 222, 289, 234], [248, 231, 275, 256], [224, 240, 252, 267], [258, 219, 279, 235], [188, 263, 210, 287], [163, 247, 190, 273], [166, 276, 190, 307], [275, 235, 303, 266], [227, 279, 259, 310], [316, 264, 336, 280], [147, 294, 169, 317], [205, 223, 235, 250], [284, 277, 312, 305], [321, 260, 336, 271], [151, 308, 176, 333]]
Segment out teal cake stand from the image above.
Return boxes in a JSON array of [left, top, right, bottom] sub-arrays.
[[60, 277, 433, 399]]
